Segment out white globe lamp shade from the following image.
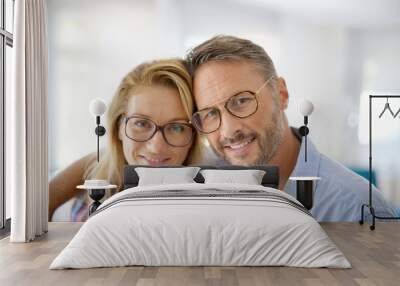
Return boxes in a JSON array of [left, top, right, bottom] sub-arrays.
[[299, 99, 314, 116], [89, 98, 107, 117]]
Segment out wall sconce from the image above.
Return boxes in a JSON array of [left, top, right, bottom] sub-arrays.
[[89, 98, 107, 162], [78, 98, 116, 215], [298, 99, 314, 162], [290, 100, 319, 212]]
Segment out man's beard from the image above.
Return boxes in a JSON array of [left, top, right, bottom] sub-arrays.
[[210, 107, 284, 166], [254, 109, 284, 164]]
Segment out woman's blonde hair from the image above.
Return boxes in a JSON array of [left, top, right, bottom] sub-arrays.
[[84, 59, 194, 190]]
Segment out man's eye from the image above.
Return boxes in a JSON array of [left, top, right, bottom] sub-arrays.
[[234, 96, 252, 106], [204, 109, 218, 119]]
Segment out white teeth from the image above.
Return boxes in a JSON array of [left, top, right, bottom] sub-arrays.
[[228, 138, 253, 149]]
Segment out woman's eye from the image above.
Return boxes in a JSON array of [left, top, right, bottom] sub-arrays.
[[168, 124, 185, 133], [134, 120, 152, 129]]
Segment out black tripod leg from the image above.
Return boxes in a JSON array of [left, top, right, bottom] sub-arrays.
[[359, 204, 366, 225], [370, 206, 376, 231]]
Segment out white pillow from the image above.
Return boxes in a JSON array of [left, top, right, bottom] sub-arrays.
[[200, 169, 266, 185], [135, 167, 200, 186]]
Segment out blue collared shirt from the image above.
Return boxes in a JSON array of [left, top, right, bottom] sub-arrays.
[[284, 137, 398, 222]]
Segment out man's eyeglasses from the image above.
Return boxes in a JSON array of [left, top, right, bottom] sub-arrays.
[[191, 75, 275, 134], [124, 116, 194, 147]]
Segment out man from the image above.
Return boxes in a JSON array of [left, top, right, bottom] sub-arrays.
[[185, 35, 396, 221]]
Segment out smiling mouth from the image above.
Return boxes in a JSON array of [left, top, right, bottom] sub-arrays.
[[140, 155, 170, 166], [223, 136, 256, 154]]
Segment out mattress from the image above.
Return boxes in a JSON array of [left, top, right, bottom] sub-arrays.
[[50, 183, 351, 269]]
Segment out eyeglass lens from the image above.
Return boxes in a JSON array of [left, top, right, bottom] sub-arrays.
[[125, 117, 193, 147], [192, 92, 258, 133]]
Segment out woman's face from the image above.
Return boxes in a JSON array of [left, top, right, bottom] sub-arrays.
[[119, 85, 193, 166]]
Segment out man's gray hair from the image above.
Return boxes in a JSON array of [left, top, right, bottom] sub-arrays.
[[185, 35, 277, 80]]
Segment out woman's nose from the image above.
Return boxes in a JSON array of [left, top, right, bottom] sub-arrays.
[[146, 130, 169, 152]]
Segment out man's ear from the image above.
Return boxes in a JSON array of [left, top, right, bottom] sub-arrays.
[[277, 77, 289, 110]]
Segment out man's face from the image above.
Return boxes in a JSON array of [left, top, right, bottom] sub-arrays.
[[193, 60, 287, 166]]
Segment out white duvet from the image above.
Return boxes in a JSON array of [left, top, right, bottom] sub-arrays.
[[50, 183, 351, 269]]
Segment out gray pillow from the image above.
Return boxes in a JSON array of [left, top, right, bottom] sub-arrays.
[[200, 169, 266, 185], [135, 167, 201, 186]]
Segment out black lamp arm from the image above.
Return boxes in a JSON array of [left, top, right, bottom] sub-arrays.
[[299, 116, 309, 162], [94, 116, 106, 162]]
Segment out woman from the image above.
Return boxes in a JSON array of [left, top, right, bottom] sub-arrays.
[[49, 59, 196, 221]]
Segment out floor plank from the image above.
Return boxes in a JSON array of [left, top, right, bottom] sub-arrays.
[[0, 222, 399, 286]]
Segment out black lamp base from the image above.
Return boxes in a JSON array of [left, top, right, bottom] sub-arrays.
[[296, 180, 314, 210], [88, 189, 105, 215]]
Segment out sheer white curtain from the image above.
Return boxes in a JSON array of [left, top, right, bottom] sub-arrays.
[[9, 0, 48, 242]]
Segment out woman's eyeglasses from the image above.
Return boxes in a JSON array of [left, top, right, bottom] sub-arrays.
[[124, 116, 194, 147], [191, 75, 274, 134]]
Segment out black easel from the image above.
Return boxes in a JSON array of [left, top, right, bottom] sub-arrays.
[[359, 95, 400, 230]]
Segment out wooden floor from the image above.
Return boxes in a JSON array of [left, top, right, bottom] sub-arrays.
[[0, 222, 399, 286]]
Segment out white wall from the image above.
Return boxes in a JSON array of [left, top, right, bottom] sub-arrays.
[[47, 0, 400, 203], [47, 0, 159, 174], [357, 30, 400, 203]]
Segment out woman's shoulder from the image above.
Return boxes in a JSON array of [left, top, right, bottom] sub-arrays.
[[52, 152, 98, 179]]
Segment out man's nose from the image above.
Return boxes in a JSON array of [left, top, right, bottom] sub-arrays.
[[146, 130, 169, 152], [219, 110, 243, 139]]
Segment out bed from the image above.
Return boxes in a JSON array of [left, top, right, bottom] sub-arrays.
[[50, 165, 350, 269]]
